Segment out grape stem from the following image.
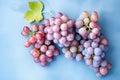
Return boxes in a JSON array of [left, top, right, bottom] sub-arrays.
[[85, 24, 92, 32]]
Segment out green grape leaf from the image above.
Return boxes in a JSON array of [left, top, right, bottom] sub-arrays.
[[24, 1, 44, 23]]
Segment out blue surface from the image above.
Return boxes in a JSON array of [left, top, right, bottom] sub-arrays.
[[0, 0, 120, 80]]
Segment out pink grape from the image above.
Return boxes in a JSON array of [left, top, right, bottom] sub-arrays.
[[32, 24, 39, 31], [60, 23, 68, 31], [67, 20, 74, 28], [70, 46, 77, 53], [75, 20, 83, 28], [85, 59, 92, 66], [54, 18, 62, 25], [79, 11, 89, 20], [36, 32, 44, 40], [64, 41, 70, 47], [39, 54, 46, 62], [34, 57, 40, 63], [44, 19, 50, 26], [61, 30, 68, 36], [40, 45, 47, 52], [39, 24, 45, 31], [78, 27, 88, 37], [91, 42, 98, 48], [54, 49, 60, 56], [23, 26, 30, 33], [24, 40, 31, 47], [100, 67, 108, 75], [37, 38, 44, 44], [21, 31, 28, 36], [61, 15, 69, 23], [101, 38, 108, 45], [94, 37, 100, 43], [47, 27, 53, 34], [49, 17, 55, 23], [88, 32, 97, 39], [65, 51, 73, 59], [45, 40, 51, 45], [32, 50, 40, 58], [46, 50, 53, 57], [66, 33, 74, 41], [59, 37, 67, 44], [47, 57, 53, 62], [83, 17, 90, 25], [53, 32, 61, 39], [48, 45, 55, 51], [92, 28, 99, 35], [34, 43, 41, 49], [84, 41, 91, 48], [46, 34, 53, 40], [91, 11, 99, 22], [76, 54, 83, 61], [52, 25, 60, 32], [29, 36, 37, 44], [89, 22, 97, 28], [71, 40, 78, 46]]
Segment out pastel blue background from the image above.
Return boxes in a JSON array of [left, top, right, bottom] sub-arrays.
[[0, 0, 120, 80]]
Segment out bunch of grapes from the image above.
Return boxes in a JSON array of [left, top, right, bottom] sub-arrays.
[[74, 11, 112, 77], [21, 11, 112, 77], [21, 24, 60, 67], [44, 12, 75, 47], [61, 33, 84, 61]]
